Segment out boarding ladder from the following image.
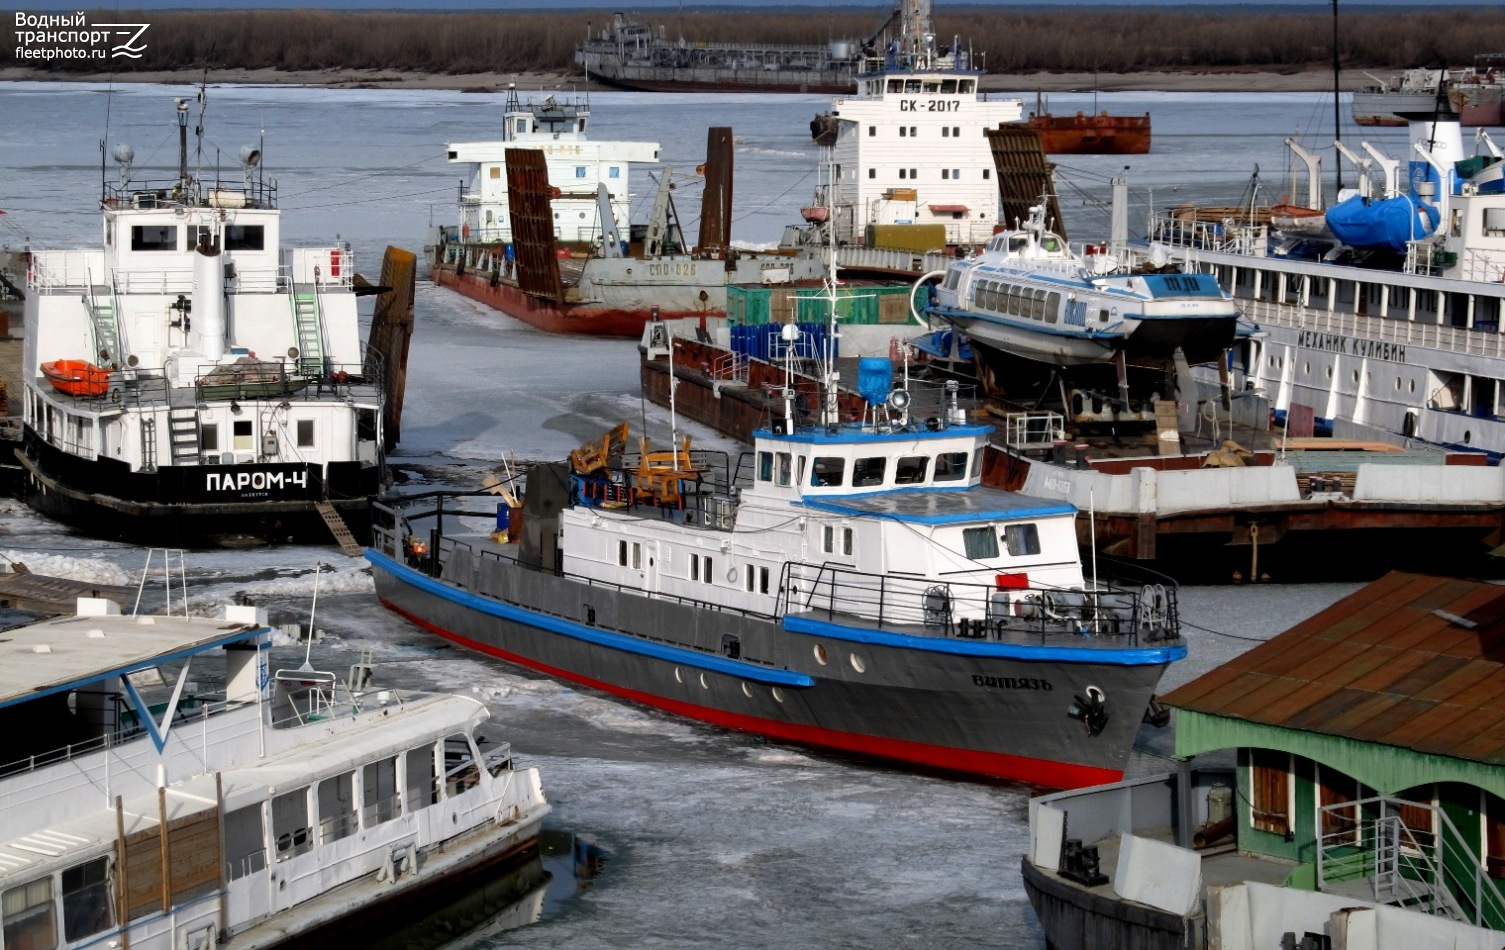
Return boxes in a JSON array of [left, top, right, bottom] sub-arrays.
[[166, 408, 201, 464], [314, 501, 364, 557], [1317, 796, 1504, 927], [290, 284, 325, 376], [85, 282, 123, 367]]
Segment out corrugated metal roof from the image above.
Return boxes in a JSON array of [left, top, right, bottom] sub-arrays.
[[1161, 572, 1505, 766]]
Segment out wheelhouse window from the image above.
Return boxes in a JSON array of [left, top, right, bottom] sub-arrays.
[[758, 451, 772, 481], [776, 452, 792, 486], [963, 526, 999, 559], [1249, 749, 1291, 836], [224, 224, 265, 251], [852, 456, 886, 487], [934, 452, 968, 482], [444, 734, 481, 796], [1003, 523, 1041, 556], [131, 224, 177, 251], [811, 456, 845, 487], [895, 455, 928, 484]]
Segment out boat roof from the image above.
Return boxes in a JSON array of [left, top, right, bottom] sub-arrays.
[[1161, 572, 1505, 766], [753, 422, 994, 445], [0, 612, 266, 711], [799, 486, 1074, 524]]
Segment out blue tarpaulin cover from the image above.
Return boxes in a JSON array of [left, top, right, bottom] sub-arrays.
[[1324, 194, 1439, 253]]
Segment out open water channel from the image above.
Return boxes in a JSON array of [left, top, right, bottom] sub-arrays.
[[0, 80, 1400, 946]]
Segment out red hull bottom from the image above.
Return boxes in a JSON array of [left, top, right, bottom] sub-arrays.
[[431, 265, 716, 337], [381, 597, 1126, 790]]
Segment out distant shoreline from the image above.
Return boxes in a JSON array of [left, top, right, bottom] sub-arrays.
[[0, 66, 1352, 95]]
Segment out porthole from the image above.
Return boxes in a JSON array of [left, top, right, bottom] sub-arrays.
[[699, 673, 709, 689], [813, 644, 828, 665], [771, 687, 785, 703], [1351, 369, 1359, 384], [741, 682, 753, 698], [1465, 430, 1473, 444], [1409, 380, 1417, 394], [1304, 361, 1311, 375], [850, 653, 867, 674], [674, 667, 683, 684], [1395, 377, 1401, 391], [1325, 366, 1333, 380]]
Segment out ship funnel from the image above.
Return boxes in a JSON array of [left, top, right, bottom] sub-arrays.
[[238, 146, 262, 168]]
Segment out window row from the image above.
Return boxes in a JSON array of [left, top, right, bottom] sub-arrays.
[[869, 167, 989, 181], [961, 523, 1042, 559], [757, 450, 973, 488], [972, 279, 1062, 324], [125, 223, 265, 253]]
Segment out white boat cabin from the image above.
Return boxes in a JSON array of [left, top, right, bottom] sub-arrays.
[[444, 86, 660, 247]]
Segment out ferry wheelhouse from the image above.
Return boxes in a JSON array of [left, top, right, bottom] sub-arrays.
[[19, 93, 384, 545]]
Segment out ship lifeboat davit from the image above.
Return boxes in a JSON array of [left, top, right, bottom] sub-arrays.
[[42, 360, 110, 397], [1323, 194, 1440, 253]]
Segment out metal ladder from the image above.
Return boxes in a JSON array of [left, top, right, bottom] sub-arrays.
[[314, 501, 364, 557], [85, 283, 123, 366], [166, 408, 201, 464], [291, 284, 325, 376]]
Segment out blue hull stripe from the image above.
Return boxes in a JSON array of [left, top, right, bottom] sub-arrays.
[[782, 614, 1186, 666], [367, 549, 816, 688]]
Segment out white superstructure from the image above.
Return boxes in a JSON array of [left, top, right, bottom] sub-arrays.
[[815, 0, 1023, 246], [444, 85, 660, 246], [19, 91, 385, 544], [0, 587, 548, 950]]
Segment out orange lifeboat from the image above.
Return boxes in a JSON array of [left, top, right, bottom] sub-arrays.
[[41, 360, 110, 397]]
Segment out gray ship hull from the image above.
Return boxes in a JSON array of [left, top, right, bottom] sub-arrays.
[[369, 546, 1180, 788]]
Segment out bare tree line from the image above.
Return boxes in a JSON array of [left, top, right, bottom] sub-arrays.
[[9, 8, 1503, 76]]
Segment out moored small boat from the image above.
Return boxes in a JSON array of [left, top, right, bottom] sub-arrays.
[[1023, 109, 1151, 155]]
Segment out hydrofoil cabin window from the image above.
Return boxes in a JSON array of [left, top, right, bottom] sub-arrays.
[[852, 456, 886, 487], [317, 772, 357, 843], [130, 224, 177, 251], [811, 456, 845, 487], [963, 526, 999, 559], [61, 856, 113, 942], [1249, 749, 1291, 836], [895, 455, 928, 484], [406, 743, 439, 810], [224, 224, 265, 251], [1003, 523, 1041, 556], [934, 451, 968, 482], [225, 805, 266, 881], [444, 734, 481, 796], [271, 787, 313, 861], [362, 756, 400, 826], [3, 877, 55, 950]]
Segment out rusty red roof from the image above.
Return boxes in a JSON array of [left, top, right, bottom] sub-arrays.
[[1160, 572, 1505, 765]]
